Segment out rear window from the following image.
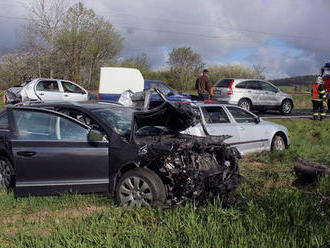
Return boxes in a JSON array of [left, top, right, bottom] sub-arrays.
[[214, 79, 233, 88]]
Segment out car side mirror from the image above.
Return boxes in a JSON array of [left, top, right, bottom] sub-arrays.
[[82, 91, 87, 95], [254, 117, 261, 124], [88, 129, 104, 142]]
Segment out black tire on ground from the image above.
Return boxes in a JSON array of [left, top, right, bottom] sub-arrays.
[[271, 135, 286, 152], [0, 156, 15, 189], [116, 167, 166, 207], [238, 99, 251, 111], [280, 99, 293, 115]]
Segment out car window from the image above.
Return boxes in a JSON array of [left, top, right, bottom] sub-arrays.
[[227, 106, 256, 123], [0, 112, 8, 129], [36, 81, 59, 92], [214, 79, 234, 88], [246, 81, 262, 90], [61, 81, 84, 94], [91, 107, 134, 142], [13, 110, 89, 141], [235, 81, 247, 89], [201, 106, 230, 124], [149, 82, 174, 95], [260, 82, 278, 92]]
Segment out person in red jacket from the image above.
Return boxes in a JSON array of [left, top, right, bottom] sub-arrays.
[[311, 76, 327, 120]]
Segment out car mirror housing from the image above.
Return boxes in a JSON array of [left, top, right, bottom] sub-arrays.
[[88, 129, 104, 142]]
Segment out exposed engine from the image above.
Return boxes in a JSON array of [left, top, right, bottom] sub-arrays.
[[136, 134, 241, 205]]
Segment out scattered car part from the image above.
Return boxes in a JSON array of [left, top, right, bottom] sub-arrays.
[[294, 158, 330, 183]]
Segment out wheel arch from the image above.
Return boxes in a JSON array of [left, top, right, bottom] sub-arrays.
[[0, 149, 14, 168]]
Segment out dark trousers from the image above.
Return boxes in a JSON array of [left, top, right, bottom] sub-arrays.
[[312, 100, 326, 120], [199, 93, 209, 101]]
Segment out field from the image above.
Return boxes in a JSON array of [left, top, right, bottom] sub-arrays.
[[0, 118, 329, 248]]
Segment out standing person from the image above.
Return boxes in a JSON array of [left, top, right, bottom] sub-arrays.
[[195, 69, 211, 100], [311, 76, 327, 120]]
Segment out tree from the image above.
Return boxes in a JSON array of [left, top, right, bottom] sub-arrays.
[[113, 53, 151, 78], [208, 64, 264, 85], [23, 0, 68, 78], [167, 47, 204, 91], [252, 64, 266, 80], [56, 2, 123, 87]]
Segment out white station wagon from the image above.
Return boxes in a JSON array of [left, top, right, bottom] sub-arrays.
[[183, 103, 290, 156]]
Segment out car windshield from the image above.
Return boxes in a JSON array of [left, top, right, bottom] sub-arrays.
[[91, 107, 134, 142], [150, 82, 177, 95]]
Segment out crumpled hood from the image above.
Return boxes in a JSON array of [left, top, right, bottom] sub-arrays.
[[132, 101, 200, 133]]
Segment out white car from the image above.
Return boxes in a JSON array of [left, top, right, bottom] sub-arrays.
[[10, 78, 88, 103], [183, 103, 290, 156]]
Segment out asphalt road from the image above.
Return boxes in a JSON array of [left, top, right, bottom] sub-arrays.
[[258, 109, 330, 119]]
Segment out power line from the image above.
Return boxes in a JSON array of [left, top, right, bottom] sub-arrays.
[[100, 8, 328, 42]]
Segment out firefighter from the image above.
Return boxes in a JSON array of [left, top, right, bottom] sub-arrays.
[[311, 76, 327, 120]]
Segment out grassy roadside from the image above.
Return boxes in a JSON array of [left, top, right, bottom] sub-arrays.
[[0, 118, 329, 247]]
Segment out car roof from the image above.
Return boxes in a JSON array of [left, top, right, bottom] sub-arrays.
[[16, 100, 130, 111]]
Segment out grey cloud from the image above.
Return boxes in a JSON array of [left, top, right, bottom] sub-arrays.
[[1, 0, 329, 78]]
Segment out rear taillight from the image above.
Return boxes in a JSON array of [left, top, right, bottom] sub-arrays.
[[2, 94, 7, 104], [227, 80, 234, 95], [210, 87, 214, 96]]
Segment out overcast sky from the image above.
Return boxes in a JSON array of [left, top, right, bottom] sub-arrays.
[[0, 0, 329, 79]]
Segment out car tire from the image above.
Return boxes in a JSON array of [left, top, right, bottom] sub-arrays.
[[116, 167, 166, 207], [280, 99, 293, 115], [0, 156, 15, 189], [238, 99, 251, 111], [271, 135, 286, 152]]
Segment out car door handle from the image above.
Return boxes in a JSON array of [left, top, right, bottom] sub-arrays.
[[39, 93, 44, 96], [239, 127, 245, 131], [17, 151, 36, 157], [63, 94, 69, 97]]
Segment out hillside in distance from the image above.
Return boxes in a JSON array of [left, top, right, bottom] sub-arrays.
[[270, 75, 317, 86]]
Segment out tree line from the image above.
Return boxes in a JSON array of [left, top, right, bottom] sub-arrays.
[[0, 0, 265, 91]]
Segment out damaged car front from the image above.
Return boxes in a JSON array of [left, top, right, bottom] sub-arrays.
[[2, 98, 241, 207], [117, 100, 241, 206]]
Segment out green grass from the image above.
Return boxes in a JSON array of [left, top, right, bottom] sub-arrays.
[[0, 119, 329, 247]]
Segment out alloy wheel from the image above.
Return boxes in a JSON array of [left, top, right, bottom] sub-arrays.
[[0, 159, 11, 187], [282, 101, 292, 114], [118, 176, 153, 207], [273, 136, 285, 151]]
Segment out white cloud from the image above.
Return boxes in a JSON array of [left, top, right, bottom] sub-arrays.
[[0, 0, 329, 78]]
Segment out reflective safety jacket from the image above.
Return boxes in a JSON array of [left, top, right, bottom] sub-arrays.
[[312, 83, 326, 101]]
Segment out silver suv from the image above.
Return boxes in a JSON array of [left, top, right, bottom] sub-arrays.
[[211, 79, 294, 114]]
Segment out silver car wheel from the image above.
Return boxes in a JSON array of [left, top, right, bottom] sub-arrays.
[[0, 159, 11, 187], [272, 136, 285, 151], [119, 176, 153, 207], [282, 101, 292, 114], [238, 99, 251, 111]]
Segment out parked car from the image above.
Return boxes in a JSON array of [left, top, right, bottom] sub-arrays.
[[183, 103, 290, 156], [3, 78, 89, 104], [144, 80, 192, 103], [0, 101, 241, 207], [211, 79, 294, 114]]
